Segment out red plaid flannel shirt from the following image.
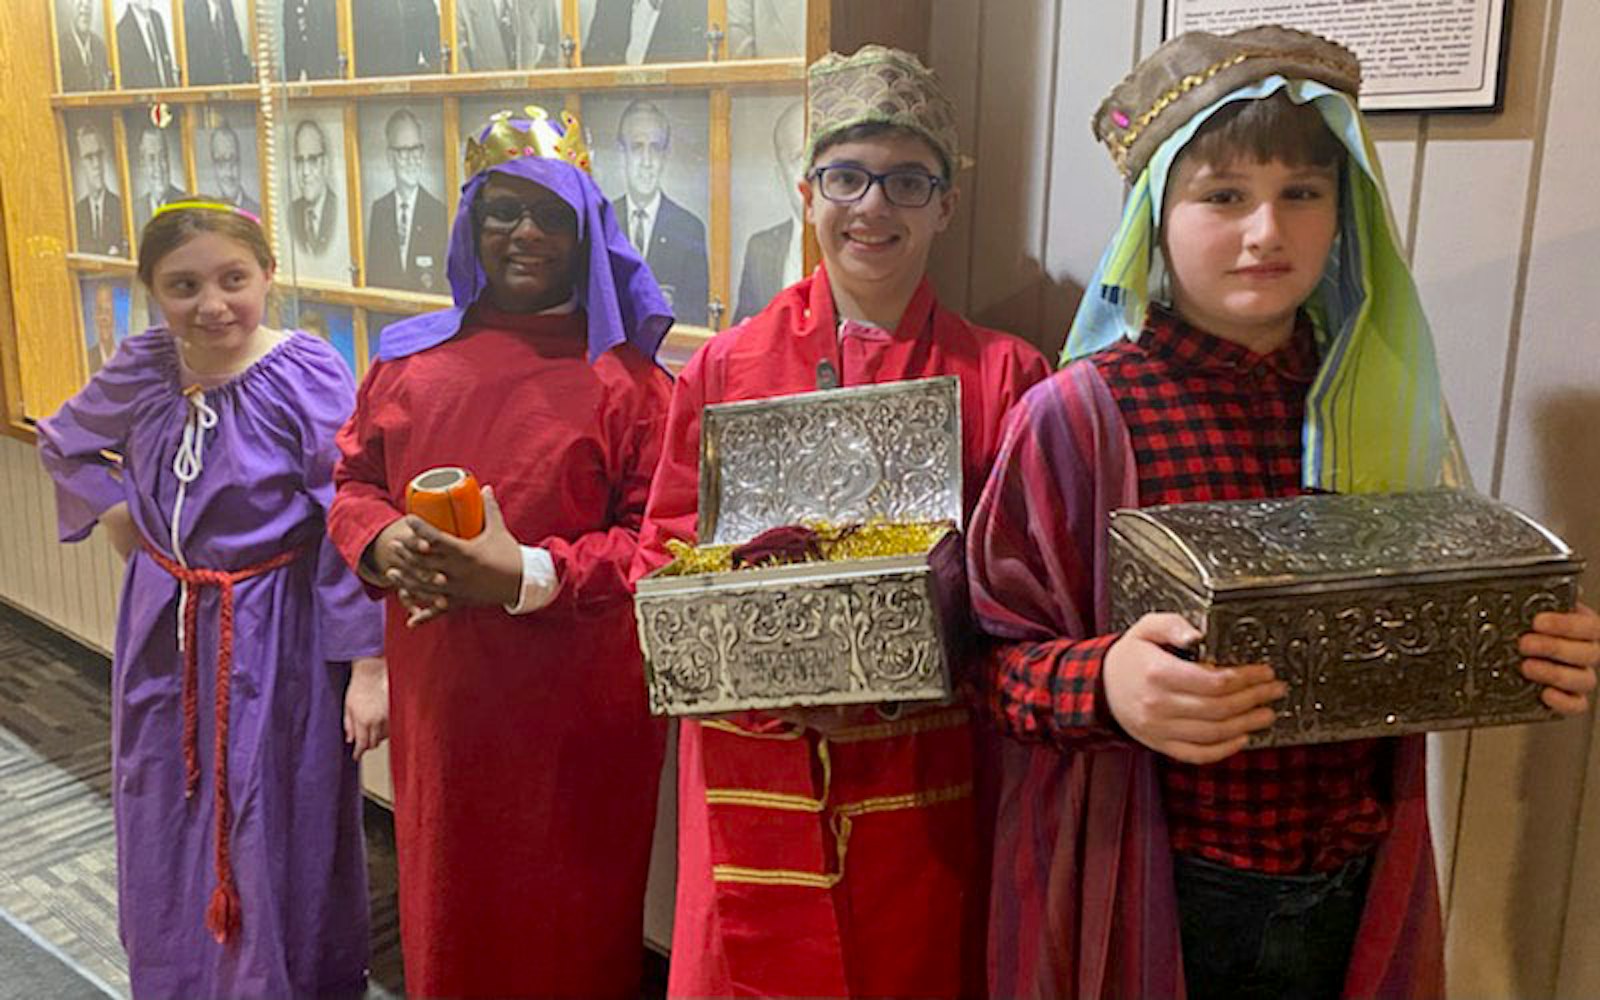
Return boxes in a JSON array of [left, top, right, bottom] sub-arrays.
[[989, 307, 1389, 874]]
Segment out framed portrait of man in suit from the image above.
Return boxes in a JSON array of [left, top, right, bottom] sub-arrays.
[[55, 0, 114, 92], [114, 0, 181, 89], [278, 111, 352, 283], [579, 0, 706, 66], [122, 110, 190, 242], [184, 0, 252, 85], [79, 277, 132, 374], [281, 0, 341, 81], [357, 101, 449, 294], [586, 92, 711, 325], [456, 0, 562, 70], [196, 108, 263, 218], [67, 113, 128, 257], [726, 0, 803, 59], [353, 0, 442, 77], [730, 93, 805, 323]]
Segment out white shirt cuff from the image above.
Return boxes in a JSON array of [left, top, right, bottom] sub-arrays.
[[504, 545, 561, 615]]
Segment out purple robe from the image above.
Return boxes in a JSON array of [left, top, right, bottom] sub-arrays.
[[37, 329, 384, 1000]]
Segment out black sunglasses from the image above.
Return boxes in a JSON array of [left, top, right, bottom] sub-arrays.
[[473, 195, 578, 235]]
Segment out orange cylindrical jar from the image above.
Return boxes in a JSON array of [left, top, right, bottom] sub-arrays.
[[405, 467, 486, 539]]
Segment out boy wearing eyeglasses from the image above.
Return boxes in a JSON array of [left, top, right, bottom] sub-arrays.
[[635, 46, 1049, 999], [329, 109, 676, 999]]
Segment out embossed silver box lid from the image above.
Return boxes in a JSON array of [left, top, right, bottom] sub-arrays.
[[697, 376, 964, 545], [1110, 489, 1581, 600]]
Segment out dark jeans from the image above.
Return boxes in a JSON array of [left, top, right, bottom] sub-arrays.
[[1174, 851, 1372, 1000]]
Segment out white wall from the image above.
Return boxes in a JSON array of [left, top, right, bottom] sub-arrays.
[[928, 0, 1600, 993]]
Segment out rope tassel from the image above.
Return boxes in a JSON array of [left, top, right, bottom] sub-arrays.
[[143, 543, 303, 946]]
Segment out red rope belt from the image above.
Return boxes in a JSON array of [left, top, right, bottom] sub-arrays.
[[141, 541, 306, 945]]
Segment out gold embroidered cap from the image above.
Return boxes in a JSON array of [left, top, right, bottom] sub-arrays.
[[806, 44, 967, 174], [1094, 25, 1360, 179], [464, 105, 592, 180]]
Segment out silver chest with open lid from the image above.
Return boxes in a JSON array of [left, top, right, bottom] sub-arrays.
[[635, 376, 968, 716], [1108, 489, 1585, 746]]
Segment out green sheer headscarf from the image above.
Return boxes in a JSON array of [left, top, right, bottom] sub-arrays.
[[1065, 76, 1469, 494]]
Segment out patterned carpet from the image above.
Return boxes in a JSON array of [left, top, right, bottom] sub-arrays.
[[0, 604, 404, 999]]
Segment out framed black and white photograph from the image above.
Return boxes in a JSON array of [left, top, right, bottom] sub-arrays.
[[456, 0, 563, 71], [726, 0, 804, 59], [123, 110, 189, 239], [585, 92, 711, 325], [1164, 0, 1511, 111], [66, 113, 128, 257], [54, 0, 114, 92], [279, 110, 353, 283], [113, 0, 180, 89], [183, 0, 252, 85], [195, 107, 262, 217], [358, 101, 450, 294], [730, 92, 804, 323], [281, 0, 341, 82], [353, 0, 442, 77], [79, 277, 132, 374], [578, 0, 706, 67]]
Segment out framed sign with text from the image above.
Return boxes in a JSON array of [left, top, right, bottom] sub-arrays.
[[1165, 0, 1511, 112]]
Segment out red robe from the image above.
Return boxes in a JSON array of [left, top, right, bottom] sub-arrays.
[[636, 267, 1050, 997], [329, 306, 671, 998]]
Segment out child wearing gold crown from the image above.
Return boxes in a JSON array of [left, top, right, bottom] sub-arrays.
[[967, 26, 1600, 999], [328, 108, 675, 997], [634, 46, 1050, 998]]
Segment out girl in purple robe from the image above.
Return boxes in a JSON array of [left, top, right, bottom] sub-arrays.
[[37, 201, 387, 1000]]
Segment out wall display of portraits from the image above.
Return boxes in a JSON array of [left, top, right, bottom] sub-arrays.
[[124, 110, 192, 242], [279, 109, 354, 284], [730, 93, 805, 324], [195, 107, 262, 216], [358, 101, 450, 294], [585, 92, 712, 325], [44, 0, 818, 403], [79, 277, 132, 375]]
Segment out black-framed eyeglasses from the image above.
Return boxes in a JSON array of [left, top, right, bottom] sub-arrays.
[[473, 196, 578, 236], [809, 165, 946, 208]]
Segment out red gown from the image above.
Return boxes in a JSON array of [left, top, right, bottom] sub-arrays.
[[330, 306, 671, 998], [637, 267, 1049, 997]]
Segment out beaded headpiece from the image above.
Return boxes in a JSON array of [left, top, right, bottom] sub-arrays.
[[1093, 26, 1360, 179], [806, 45, 967, 173], [464, 105, 592, 180]]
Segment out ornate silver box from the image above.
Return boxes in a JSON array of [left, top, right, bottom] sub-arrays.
[[635, 377, 967, 716], [1109, 490, 1585, 746]]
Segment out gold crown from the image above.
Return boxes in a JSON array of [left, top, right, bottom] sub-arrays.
[[464, 105, 592, 180]]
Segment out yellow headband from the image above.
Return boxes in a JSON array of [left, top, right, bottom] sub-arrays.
[[152, 199, 262, 227]]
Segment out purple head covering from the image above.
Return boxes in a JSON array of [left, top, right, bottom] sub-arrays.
[[378, 111, 673, 364]]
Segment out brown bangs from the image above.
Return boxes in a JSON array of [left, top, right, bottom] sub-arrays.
[[1179, 90, 1344, 171]]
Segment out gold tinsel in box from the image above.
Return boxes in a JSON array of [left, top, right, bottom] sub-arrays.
[[1109, 489, 1586, 747], [634, 376, 969, 716]]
